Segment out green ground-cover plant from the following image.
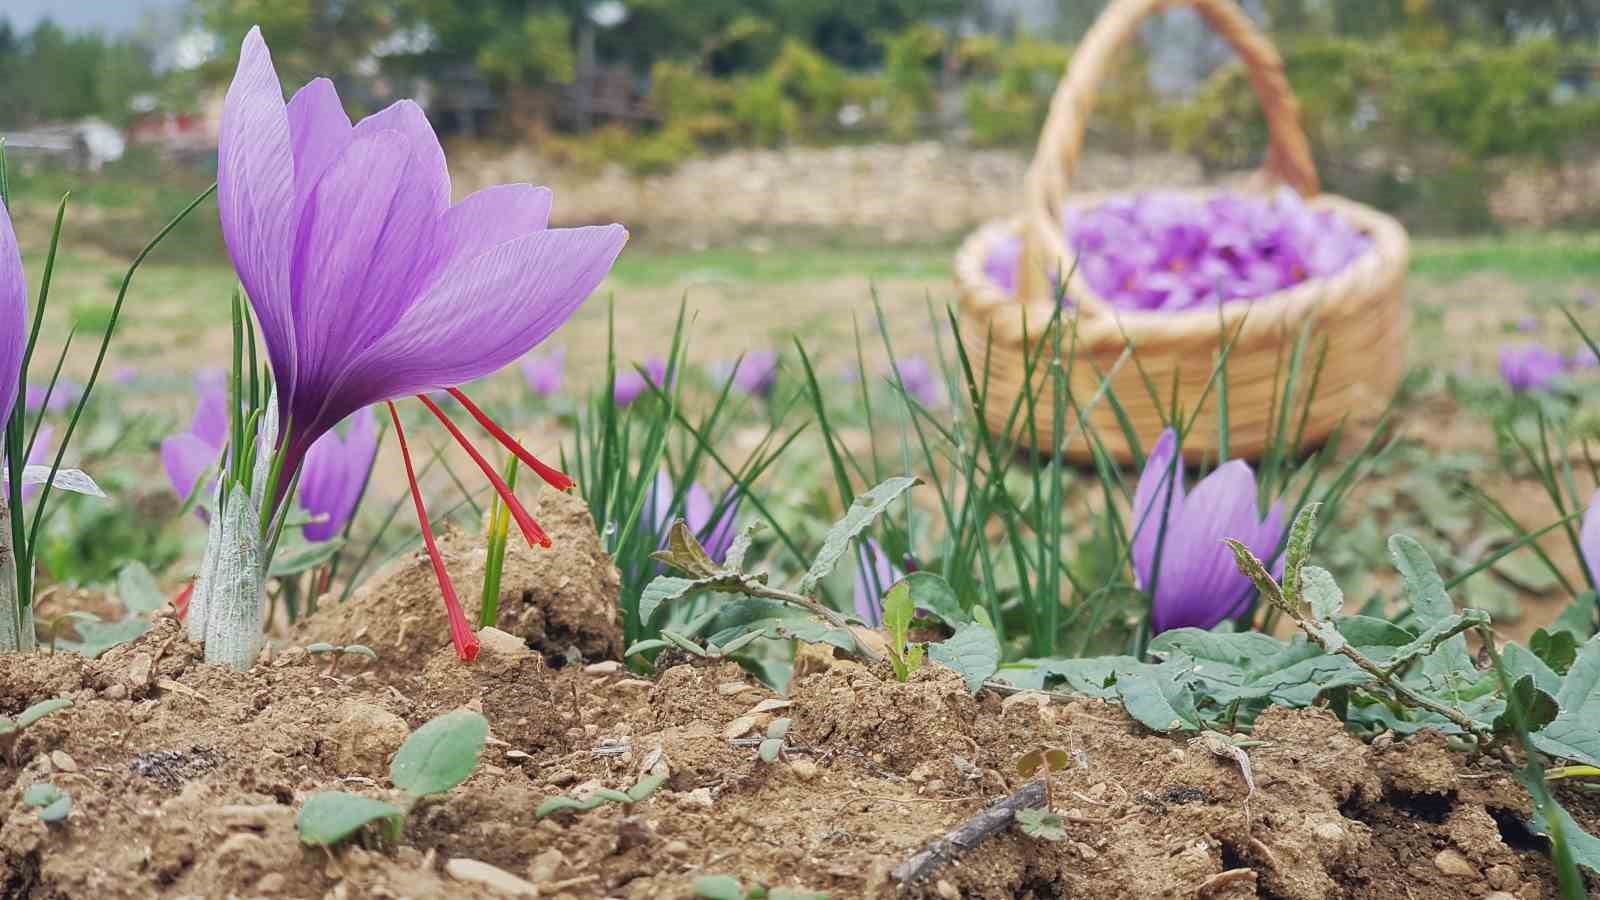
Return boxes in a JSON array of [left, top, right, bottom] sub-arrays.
[[297, 709, 488, 847], [0, 697, 71, 765]]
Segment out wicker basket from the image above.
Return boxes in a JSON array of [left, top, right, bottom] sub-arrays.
[[955, 0, 1409, 464]]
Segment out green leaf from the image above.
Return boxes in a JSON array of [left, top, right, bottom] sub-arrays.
[[296, 792, 404, 846], [758, 737, 783, 763], [651, 520, 723, 579], [305, 642, 337, 654], [16, 698, 71, 728], [1014, 807, 1066, 841], [1533, 634, 1600, 768], [767, 718, 793, 740], [593, 788, 633, 804], [269, 538, 346, 577], [342, 644, 378, 660], [798, 476, 919, 595], [724, 521, 763, 572], [115, 561, 166, 614], [1113, 657, 1201, 733], [1388, 535, 1474, 679], [1222, 539, 1288, 614], [994, 656, 1140, 698], [536, 794, 605, 818], [1281, 502, 1321, 607], [1502, 642, 1564, 698], [660, 629, 709, 657], [693, 875, 748, 900], [389, 709, 489, 797], [1493, 675, 1559, 734], [769, 890, 829, 900], [627, 770, 668, 803], [1301, 566, 1343, 620], [928, 619, 1001, 694], [901, 571, 968, 626], [637, 572, 761, 625], [625, 639, 672, 657], [882, 581, 914, 653], [1533, 628, 1582, 675], [23, 783, 71, 824], [58, 618, 150, 659]]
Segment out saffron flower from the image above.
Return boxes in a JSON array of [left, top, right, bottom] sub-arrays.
[[1499, 344, 1566, 394], [0, 202, 22, 430], [1582, 490, 1600, 587], [520, 349, 565, 398], [161, 374, 230, 506], [645, 471, 740, 564], [887, 356, 941, 408], [217, 28, 625, 661], [297, 406, 379, 542], [25, 379, 80, 415], [987, 189, 1370, 311], [852, 539, 903, 628], [614, 357, 668, 407], [716, 351, 779, 399], [1131, 429, 1286, 634]]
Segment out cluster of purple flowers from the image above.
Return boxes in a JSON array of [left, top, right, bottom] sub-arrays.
[[987, 189, 1371, 312], [1498, 343, 1598, 394]]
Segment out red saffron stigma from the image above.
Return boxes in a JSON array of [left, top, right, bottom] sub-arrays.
[[388, 401, 480, 663], [416, 393, 551, 549], [173, 580, 194, 621], [446, 387, 574, 492]]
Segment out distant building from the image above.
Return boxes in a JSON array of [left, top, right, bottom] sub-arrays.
[[3, 119, 125, 170]]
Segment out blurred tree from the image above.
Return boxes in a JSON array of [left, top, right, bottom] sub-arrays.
[[196, 0, 402, 91], [0, 20, 163, 127]]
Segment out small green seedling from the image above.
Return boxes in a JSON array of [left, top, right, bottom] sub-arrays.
[[536, 762, 669, 818], [22, 782, 71, 824], [0, 698, 72, 765], [1014, 807, 1067, 842], [625, 628, 765, 664], [304, 642, 379, 675], [881, 582, 925, 683], [692, 874, 829, 900], [296, 709, 488, 847], [758, 718, 792, 763]]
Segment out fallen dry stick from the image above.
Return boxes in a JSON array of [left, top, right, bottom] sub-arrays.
[[891, 781, 1048, 890], [1197, 867, 1258, 897]]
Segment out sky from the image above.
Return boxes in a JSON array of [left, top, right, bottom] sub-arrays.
[[0, 0, 186, 34]]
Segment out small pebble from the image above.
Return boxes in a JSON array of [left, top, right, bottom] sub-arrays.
[[526, 848, 566, 883], [102, 683, 128, 700], [935, 880, 959, 899], [1486, 865, 1517, 890], [256, 873, 286, 893], [49, 751, 77, 773], [664, 840, 690, 857], [790, 759, 819, 781], [545, 770, 578, 787], [446, 858, 539, 897], [1433, 848, 1477, 878], [585, 660, 623, 675]]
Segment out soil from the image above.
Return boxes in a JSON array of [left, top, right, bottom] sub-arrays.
[[2, 493, 1597, 899]]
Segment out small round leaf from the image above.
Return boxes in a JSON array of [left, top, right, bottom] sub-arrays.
[[390, 709, 489, 796], [297, 792, 404, 846]]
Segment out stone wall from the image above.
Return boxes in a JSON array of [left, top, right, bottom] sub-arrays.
[[453, 141, 1205, 248]]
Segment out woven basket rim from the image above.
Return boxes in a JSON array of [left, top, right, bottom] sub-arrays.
[[957, 189, 1409, 347]]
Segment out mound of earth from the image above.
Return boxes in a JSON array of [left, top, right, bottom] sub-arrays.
[[0, 502, 1594, 898]]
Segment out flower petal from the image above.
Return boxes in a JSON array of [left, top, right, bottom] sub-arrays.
[[300, 406, 378, 542], [329, 224, 626, 418], [1151, 460, 1261, 633], [435, 184, 552, 267], [0, 202, 26, 426], [162, 432, 218, 504], [1131, 428, 1185, 588], [219, 27, 298, 407], [286, 77, 353, 218], [190, 377, 231, 450], [353, 99, 450, 215], [289, 130, 441, 426]]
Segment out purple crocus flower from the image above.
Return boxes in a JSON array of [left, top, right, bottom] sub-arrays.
[[219, 28, 625, 661], [160, 375, 230, 505], [0, 202, 25, 432], [520, 349, 564, 398], [1499, 344, 1567, 394], [25, 379, 80, 415], [1131, 429, 1286, 634], [644, 470, 740, 563], [852, 539, 903, 628], [298, 406, 379, 542], [887, 356, 941, 408], [614, 357, 668, 407], [718, 351, 779, 398]]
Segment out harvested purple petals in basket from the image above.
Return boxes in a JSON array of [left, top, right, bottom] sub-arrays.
[[988, 188, 1371, 312]]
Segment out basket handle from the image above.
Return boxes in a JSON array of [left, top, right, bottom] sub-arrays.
[[1016, 0, 1319, 310]]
